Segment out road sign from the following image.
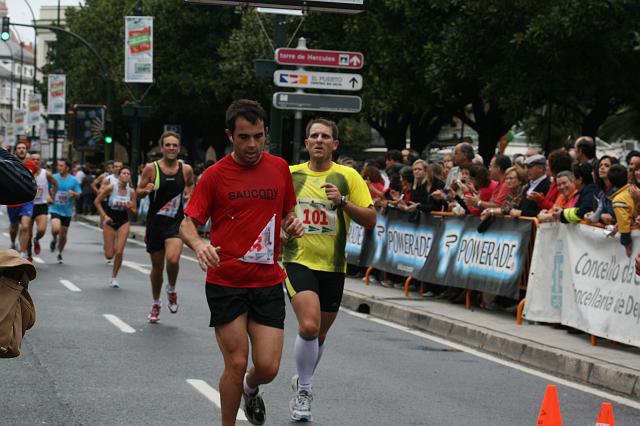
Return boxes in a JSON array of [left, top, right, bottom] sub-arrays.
[[184, 1, 366, 14], [273, 92, 361, 113], [274, 70, 362, 91], [275, 48, 363, 69]]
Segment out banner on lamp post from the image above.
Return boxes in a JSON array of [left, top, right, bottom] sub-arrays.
[[4, 124, 15, 147], [14, 110, 26, 135], [124, 16, 153, 83], [28, 93, 41, 126], [47, 74, 66, 115]]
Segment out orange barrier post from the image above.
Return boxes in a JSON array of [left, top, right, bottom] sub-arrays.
[[465, 290, 471, 310], [591, 335, 597, 346], [595, 402, 615, 426], [403, 276, 412, 297], [364, 266, 372, 286], [536, 385, 563, 426], [517, 299, 526, 325]]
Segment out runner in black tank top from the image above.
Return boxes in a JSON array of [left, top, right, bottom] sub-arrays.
[[136, 131, 194, 323], [147, 160, 185, 244]]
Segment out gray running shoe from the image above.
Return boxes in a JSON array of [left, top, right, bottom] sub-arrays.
[[291, 374, 299, 392], [289, 389, 313, 422], [242, 389, 266, 425]]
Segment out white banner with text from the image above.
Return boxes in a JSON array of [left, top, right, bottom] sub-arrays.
[[523, 222, 640, 347]]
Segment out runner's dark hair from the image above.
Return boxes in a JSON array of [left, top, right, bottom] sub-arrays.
[[225, 99, 268, 133]]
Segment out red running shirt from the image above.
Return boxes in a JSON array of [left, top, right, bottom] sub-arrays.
[[185, 153, 297, 288]]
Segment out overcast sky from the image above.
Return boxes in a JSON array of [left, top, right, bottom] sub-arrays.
[[6, 0, 83, 45]]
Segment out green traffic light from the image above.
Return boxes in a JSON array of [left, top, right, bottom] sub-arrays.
[[1, 32, 8, 42], [105, 136, 113, 144]]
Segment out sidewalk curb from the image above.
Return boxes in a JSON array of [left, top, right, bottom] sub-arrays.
[[340, 291, 640, 400], [76, 215, 640, 400]]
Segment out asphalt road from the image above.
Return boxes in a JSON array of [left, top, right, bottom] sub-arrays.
[[1, 213, 639, 425]]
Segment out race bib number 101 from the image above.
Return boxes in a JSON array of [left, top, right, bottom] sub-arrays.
[[297, 198, 337, 235]]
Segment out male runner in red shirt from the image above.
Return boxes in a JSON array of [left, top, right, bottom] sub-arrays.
[[181, 99, 303, 426]]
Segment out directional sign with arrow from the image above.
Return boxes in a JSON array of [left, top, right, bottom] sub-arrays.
[[275, 48, 364, 70], [274, 70, 363, 91]]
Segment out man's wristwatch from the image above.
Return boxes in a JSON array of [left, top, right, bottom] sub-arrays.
[[339, 195, 348, 208]]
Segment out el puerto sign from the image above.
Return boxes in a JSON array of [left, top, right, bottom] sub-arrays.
[[274, 70, 362, 91], [184, 1, 366, 14]]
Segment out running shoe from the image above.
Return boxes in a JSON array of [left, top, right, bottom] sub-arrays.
[[110, 278, 120, 288], [57, 253, 63, 264], [33, 238, 41, 255], [49, 238, 56, 252], [242, 389, 266, 425], [289, 389, 313, 422], [167, 291, 178, 313], [291, 374, 299, 392], [148, 303, 161, 323], [105, 258, 114, 265]]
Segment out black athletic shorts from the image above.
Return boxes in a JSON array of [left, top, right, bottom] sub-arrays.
[[284, 262, 345, 312], [145, 220, 180, 253], [205, 283, 285, 329], [32, 204, 48, 218], [50, 213, 71, 228], [107, 221, 129, 231]]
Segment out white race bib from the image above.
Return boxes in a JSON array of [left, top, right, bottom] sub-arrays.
[[157, 194, 181, 217], [55, 191, 69, 204], [297, 198, 337, 235], [239, 215, 276, 265]]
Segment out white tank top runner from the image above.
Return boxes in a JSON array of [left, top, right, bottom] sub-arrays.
[[33, 169, 49, 205], [108, 184, 132, 211]]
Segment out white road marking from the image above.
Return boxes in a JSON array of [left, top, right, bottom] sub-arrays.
[[59, 279, 81, 292], [33, 256, 44, 264], [186, 379, 248, 421], [181, 254, 198, 263], [2, 232, 9, 237], [103, 314, 136, 334], [76, 222, 102, 232], [342, 309, 640, 411], [77, 220, 202, 263], [122, 260, 151, 274]]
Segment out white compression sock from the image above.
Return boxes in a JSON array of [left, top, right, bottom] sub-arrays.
[[295, 334, 319, 392], [243, 372, 257, 395], [314, 342, 325, 372]]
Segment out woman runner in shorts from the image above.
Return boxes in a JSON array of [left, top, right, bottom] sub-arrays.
[[94, 166, 137, 288]]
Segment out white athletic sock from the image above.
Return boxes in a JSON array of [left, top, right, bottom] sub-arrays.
[[167, 285, 176, 293], [295, 334, 319, 392], [314, 342, 325, 372], [153, 299, 161, 305], [243, 372, 257, 396]]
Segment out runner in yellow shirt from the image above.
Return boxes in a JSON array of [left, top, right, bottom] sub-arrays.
[[283, 118, 376, 422]]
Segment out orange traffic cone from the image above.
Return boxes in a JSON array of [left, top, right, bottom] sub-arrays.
[[595, 402, 615, 426], [536, 384, 563, 425]]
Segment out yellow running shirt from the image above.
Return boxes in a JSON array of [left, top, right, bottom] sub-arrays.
[[284, 162, 373, 273]]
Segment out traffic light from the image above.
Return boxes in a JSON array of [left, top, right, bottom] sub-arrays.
[[104, 135, 113, 144], [1, 17, 9, 42]]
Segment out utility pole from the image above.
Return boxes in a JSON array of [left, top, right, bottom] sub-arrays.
[[291, 37, 307, 165], [122, 0, 152, 187], [269, 14, 285, 157]]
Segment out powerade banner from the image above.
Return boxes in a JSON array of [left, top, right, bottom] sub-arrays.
[[368, 209, 437, 277], [346, 221, 371, 267], [418, 216, 531, 299], [524, 223, 640, 348]]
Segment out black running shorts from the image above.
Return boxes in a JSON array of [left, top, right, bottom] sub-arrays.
[[284, 262, 345, 312], [32, 204, 48, 218], [145, 220, 180, 253], [50, 213, 71, 228], [205, 283, 285, 329]]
